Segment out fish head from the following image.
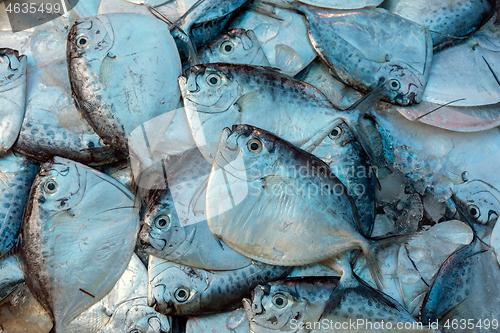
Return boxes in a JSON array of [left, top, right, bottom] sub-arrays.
[[139, 189, 187, 257], [101, 301, 171, 333], [383, 64, 424, 106], [178, 64, 241, 113], [199, 29, 269, 66], [67, 16, 113, 64], [148, 261, 207, 316], [34, 157, 87, 213], [453, 180, 500, 239], [0, 48, 27, 90], [243, 283, 306, 332]]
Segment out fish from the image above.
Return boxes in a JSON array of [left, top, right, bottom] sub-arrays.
[[147, 255, 292, 316], [243, 275, 435, 332], [19, 157, 140, 331], [295, 5, 433, 106], [198, 29, 270, 67], [15, 62, 125, 166], [186, 308, 250, 332], [0, 152, 39, 259], [67, 13, 182, 152], [420, 180, 500, 330], [0, 255, 24, 302], [382, 0, 496, 50], [101, 161, 136, 194], [205, 124, 383, 287], [231, 4, 316, 76], [0, 284, 54, 333], [0, 48, 27, 153], [139, 146, 253, 271], [261, 0, 384, 10]]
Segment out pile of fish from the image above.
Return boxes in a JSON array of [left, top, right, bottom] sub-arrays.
[[1, 0, 500, 332]]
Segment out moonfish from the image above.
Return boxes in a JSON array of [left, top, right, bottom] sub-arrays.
[[382, 0, 496, 50], [147, 255, 292, 316], [15, 62, 125, 166], [243, 276, 435, 332], [198, 29, 270, 67], [261, 0, 384, 10], [0, 152, 39, 259], [139, 147, 252, 271], [420, 180, 500, 331], [0, 48, 27, 153], [20, 157, 140, 331], [67, 14, 182, 152], [206, 125, 383, 287], [296, 5, 433, 106]]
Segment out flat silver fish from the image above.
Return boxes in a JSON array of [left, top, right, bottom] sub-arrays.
[[206, 125, 383, 287], [261, 0, 384, 10], [15, 62, 125, 166], [20, 157, 140, 331], [67, 14, 182, 152], [297, 5, 433, 106], [0, 48, 27, 153], [198, 29, 270, 67], [139, 147, 252, 271], [0, 152, 39, 259], [382, 0, 496, 50], [186, 308, 250, 333], [147, 255, 292, 316]]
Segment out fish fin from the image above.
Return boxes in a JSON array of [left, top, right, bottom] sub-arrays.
[[234, 90, 262, 110], [346, 83, 388, 114], [414, 98, 466, 121], [213, 234, 225, 251], [319, 281, 346, 320], [0, 171, 11, 187], [362, 245, 384, 291]]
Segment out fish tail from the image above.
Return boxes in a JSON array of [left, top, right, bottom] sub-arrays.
[[362, 244, 383, 291]]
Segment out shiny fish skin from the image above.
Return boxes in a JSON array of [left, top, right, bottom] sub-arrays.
[[261, 0, 384, 10], [67, 14, 182, 152], [15, 63, 125, 166], [147, 255, 292, 317], [206, 125, 383, 286], [0, 152, 39, 259], [20, 157, 140, 331], [198, 29, 270, 67], [186, 308, 250, 333], [298, 5, 433, 106], [382, 0, 496, 50], [0, 48, 27, 153], [139, 147, 252, 271], [0, 255, 24, 302]]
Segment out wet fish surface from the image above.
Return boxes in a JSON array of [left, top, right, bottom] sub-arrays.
[[20, 157, 140, 331]]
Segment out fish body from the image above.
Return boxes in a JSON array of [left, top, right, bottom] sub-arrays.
[[205, 125, 382, 285], [0, 152, 39, 259], [0, 255, 24, 302], [186, 308, 250, 333], [147, 255, 292, 316], [67, 14, 182, 152], [0, 48, 27, 153], [299, 5, 433, 106], [139, 147, 252, 271], [20, 157, 140, 331], [383, 0, 496, 50], [198, 29, 270, 67], [260, 0, 384, 10]]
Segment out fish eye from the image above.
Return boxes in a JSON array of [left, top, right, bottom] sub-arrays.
[[271, 293, 288, 308], [469, 204, 480, 219], [129, 330, 142, 333], [206, 74, 221, 87], [154, 215, 170, 229], [43, 179, 58, 195], [76, 35, 89, 49], [388, 79, 401, 91], [174, 287, 190, 302], [328, 126, 342, 140], [247, 138, 262, 154], [221, 41, 234, 54]]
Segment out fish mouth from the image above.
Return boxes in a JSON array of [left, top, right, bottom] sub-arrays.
[[213, 128, 249, 181], [0, 48, 25, 71]]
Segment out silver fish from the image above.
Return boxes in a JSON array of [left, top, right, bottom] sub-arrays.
[[206, 125, 383, 287], [244, 276, 434, 332], [15, 62, 125, 166], [20, 157, 140, 331], [198, 29, 270, 67], [67, 14, 182, 152], [147, 255, 292, 316], [0, 48, 27, 153], [0, 152, 39, 259], [260, 0, 384, 10], [139, 147, 252, 271], [186, 308, 250, 333], [382, 0, 496, 50], [296, 5, 433, 106], [0, 255, 24, 302]]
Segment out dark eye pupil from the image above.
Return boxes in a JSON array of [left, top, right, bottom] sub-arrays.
[[391, 81, 398, 88], [158, 218, 167, 227], [470, 208, 478, 216], [47, 183, 55, 191], [275, 297, 284, 306], [79, 38, 87, 45], [250, 143, 259, 151], [210, 77, 218, 85], [178, 290, 186, 298], [224, 44, 232, 52], [332, 129, 339, 136]]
